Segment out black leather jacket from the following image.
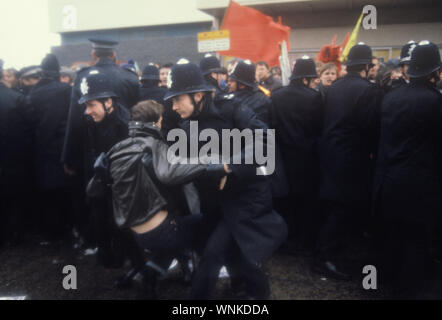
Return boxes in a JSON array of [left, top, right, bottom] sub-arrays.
[[87, 122, 207, 228]]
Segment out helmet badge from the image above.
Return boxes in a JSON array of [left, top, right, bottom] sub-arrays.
[[166, 70, 173, 89], [80, 77, 89, 95]]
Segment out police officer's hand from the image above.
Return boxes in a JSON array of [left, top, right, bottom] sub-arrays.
[[206, 163, 231, 190], [64, 164, 76, 176]]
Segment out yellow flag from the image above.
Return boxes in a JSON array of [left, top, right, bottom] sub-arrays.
[[340, 13, 364, 62]]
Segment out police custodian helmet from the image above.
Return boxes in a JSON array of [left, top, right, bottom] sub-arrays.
[[400, 40, 417, 66], [407, 40, 441, 78], [78, 69, 118, 104], [164, 58, 214, 101], [290, 55, 317, 80], [228, 59, 257, 88], [199, 53, 226, 76], [141, 63, 160, 81], [344, 42, 373, 67]]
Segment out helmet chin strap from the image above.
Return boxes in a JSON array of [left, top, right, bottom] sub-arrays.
[[100, 99, 113, 117], [189, 93, 204, 119]]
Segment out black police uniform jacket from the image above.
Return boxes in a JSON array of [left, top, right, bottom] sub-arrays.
[[62, 58, 139, 173], [271, 82, 323, 196], [373, 82, 442, 225], [27, 78, 71, 189], [0, 83, 33, 194], [181, 95, 288, 263], [233, 88, 289, 197], [138, 84, 180, 138], [233, 88, 271, 125], [83, 103, 130, 182], [319, 72, 383, 207]]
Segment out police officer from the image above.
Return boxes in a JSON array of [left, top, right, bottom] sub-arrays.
[[271, 56, 323, 252], [227, 59, 288, 200], [315, 43, 383, 279], [164, 59, 287, 299], [18, 65, 41, 96], [227, 59, 270, 124], [62, 38, 139, 177], [399, 40, 417, 83], [0, 60, 32, 246], [373, 41, 441, 298], [199, 53, 228, 99], [138, 63, 179, 137], [77, 69, 133, 267], [26, 53, 73, 242]]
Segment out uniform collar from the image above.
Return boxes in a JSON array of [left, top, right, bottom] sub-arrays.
[[95, 58, 116, 66]]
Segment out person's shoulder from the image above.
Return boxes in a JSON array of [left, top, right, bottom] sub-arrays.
[[117, 66, 139, 80], [215, 92, 236, 104]]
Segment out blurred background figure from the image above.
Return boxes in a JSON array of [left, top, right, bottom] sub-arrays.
[[313, 61, 323, 88], [60, 66, 75, 86], [270, 66, 282, 81], [18, 65, 41, 95], [340, 64, 347, 78], [316, 63, 338, 102], [368, 56, 380, 83], [256, 60, 282, 92], [159, 63, 173, 88], [2, 67, 20, 90]]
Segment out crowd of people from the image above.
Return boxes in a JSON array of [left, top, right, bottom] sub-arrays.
[[0, 37, 441, 300]]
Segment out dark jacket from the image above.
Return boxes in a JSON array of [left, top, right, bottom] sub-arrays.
[[138, 84, 167, 104], [233, 88, 271, 125], [27, 78, 71, 189], [83, 103, 130, 181], [138, 84, 180, 138], [319, 72, 383, 207], [62, 58, 139, 172], [182, 95, 288, 263], [0, 83, 33, 193], [315, 82, 329, 104], [205, 75, 229, 101], [259, 74, 282, 92], [271, 82, 323, 196], [373, 82, 442, 224], [87, 123, 206, 228]]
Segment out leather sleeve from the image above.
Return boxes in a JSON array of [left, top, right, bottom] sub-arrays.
[[149, 138, 207, 186]]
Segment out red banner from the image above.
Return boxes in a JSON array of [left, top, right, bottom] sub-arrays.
[[218, 1, 290, 67]]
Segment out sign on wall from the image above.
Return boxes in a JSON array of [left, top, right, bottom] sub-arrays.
[[197, 30, 230, 53]]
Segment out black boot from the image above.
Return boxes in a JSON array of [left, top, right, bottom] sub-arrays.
[[114, 267, 140, 290], [312, 258, 351, 280], [142, 267, 159, 300]]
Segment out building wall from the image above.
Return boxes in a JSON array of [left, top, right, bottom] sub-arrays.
[[49, 0, 212, 33], [51, 22, 212, 68]]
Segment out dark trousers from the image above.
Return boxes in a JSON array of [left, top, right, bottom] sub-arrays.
[[36, 188, 73, 242], [90, 196, 139, 268], [190, 219, 269, 300], [134, 214, 203, 274], [134, 214, 202, 253], [315, 201, 363, 261], [0, 193, 23, 245], [377, 219, 432, 297]]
